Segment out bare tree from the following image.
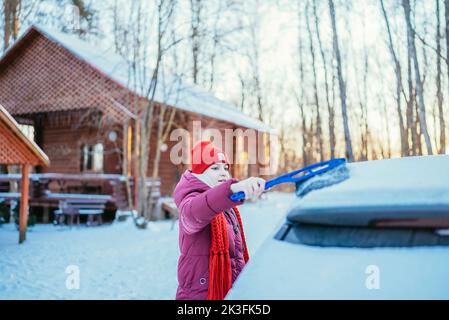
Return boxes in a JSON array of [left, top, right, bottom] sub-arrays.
[[207, 1, 243, 90], [243, 0, 265, 123], [381, 95, 392, 159], [445, 0, 449, 86], [353, 39, 370, 161], [208, 0, 222, 90], [148, 62, 182, 221], [3, 0, 22, 50], [112, 0, 178, 226], [189, 0, 201, 84], [437, 0, 446, 154], [139, 0, 178, 222], [251, 11, 264, 122], [305, 1, 323, 162], [313, 0, 335, 159], [296, 1, 309, 166], [149, 100, 176, 220], [402, 0, 433, 155], [380, 0, 408, 157], [237, 71, 246, 111], [405, 33, 418, 156], [328, 0, 353, 161], [186, 1, 244, 90]]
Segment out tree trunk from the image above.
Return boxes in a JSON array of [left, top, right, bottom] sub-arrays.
[[437, 0, 446, 154], [3, 1, 12, 50], [306, 3, 324, 162], [314, 0, 335, 159], [406, 44, 417, 155], [328, 0, 354, 161], [297, 2, 308, 166], [149, 106, 165, 221], [149, 105, 176, 220], [3, 0, 21, 50], [445, 0, 449, 92], [136, 0, 176, 224], [383, 100, 392, 159], [380, 0, 408, 157], [190, 0, 202, 84], [415, 100, 423, 155], [402, 0, 433, 155], [361, 47, 369, 160]]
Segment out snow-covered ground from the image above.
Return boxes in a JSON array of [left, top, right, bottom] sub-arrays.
[[0, 192, 295, 300]]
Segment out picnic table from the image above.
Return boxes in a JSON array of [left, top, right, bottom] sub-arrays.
[[50, 193, 112, 226], [0, 173, 162, 225]]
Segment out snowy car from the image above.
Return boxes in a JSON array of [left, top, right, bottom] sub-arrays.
[[227, 155, 449, 299]]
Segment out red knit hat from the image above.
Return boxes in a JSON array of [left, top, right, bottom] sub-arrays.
[[191, 141, 229, 174]]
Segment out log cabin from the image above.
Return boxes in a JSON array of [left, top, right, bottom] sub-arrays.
[[0, 25, 274, 215]]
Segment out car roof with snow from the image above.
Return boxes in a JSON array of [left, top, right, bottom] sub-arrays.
[[286, 155, 449, 226]]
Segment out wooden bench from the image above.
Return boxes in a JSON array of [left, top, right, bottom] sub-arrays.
[[0, 173, 163, 222], [54, 208, 104, 226], [50, 193, 111, 226], [0, 192, 20, 201], [0, 192, 20, 214], [0, 192, 20, 222]]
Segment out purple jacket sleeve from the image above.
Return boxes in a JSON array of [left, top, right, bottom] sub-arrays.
[[178, 179, 243, 235]]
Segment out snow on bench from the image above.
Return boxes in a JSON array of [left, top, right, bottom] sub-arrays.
[[0, 192, 21, 201]]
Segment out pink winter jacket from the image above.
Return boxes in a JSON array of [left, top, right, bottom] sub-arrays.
[[174, 170, 246, 300]]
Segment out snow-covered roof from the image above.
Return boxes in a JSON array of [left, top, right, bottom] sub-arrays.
[[21, 24, 273, 133], [287, 155, 449, 225]]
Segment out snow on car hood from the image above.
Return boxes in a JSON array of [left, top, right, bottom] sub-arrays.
[[227, 237, 449, 299], [287, 155, 449, 225]]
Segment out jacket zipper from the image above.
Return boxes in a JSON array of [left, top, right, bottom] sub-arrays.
[[225, 210, 239, 235]]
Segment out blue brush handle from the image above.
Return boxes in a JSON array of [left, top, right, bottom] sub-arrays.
[[230, 158, 346, 202], [230, 191, 246, 202]]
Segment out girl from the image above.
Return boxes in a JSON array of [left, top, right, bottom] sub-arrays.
[[174, 140, 265, 300]]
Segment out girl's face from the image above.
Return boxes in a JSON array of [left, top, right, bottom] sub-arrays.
[[203, 162, 231, 186]]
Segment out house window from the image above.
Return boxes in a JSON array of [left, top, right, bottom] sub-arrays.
[[18, 124, 35, 142], [80, 143, 104, 172], [93, 143, 104, 171]]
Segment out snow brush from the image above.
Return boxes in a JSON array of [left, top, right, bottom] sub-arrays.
[[230, 158, 349, 201]]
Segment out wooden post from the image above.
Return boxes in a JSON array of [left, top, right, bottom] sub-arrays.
[[122, 122, 128, 176], [19, 164, 30, 244], [134, 118, 140, 211], [123, 122, 133, 210], [127, 125, 132, 176]]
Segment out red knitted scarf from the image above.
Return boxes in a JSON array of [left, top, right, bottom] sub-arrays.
[[207, 207, 249, 300]]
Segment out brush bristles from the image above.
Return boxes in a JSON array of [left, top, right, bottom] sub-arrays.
[[295, 163, 349, 198]]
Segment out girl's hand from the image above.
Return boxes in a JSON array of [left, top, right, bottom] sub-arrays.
[[230, 177, 266, 201]]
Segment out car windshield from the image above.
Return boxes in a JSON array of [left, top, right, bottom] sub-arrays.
[[274, 221, 449, 248]]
